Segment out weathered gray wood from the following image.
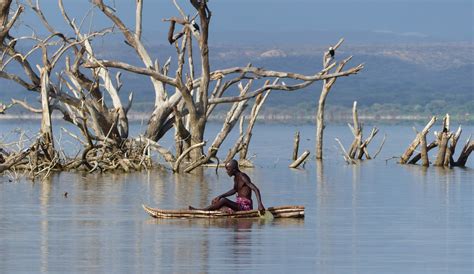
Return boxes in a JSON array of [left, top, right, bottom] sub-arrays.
[[292, 131, 300, 161], [454, 136, 473, 167], [335, 138, 357, 164], [434, 132, 452, 166], [358, 127, 378, 159], [408, 141, 437, 164], [315, 84, 329, 160], [400, 116, 437, 164], [373, 134, 386, 159], [239, 87, 272, 161], [39, 68, 54, 156], [315, 41, 355, 160], [445, 126, 462, 167], [174, 141, 206, 172], [289, 150, 310, 168], [420, 132, 429, 167], [0, 1, 366, 174], [348, 101, 362, 159]]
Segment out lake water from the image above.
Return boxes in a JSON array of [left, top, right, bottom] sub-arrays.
[[0, 120, 473, 273]]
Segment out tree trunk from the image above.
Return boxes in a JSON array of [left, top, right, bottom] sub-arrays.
[[0, 0, 12, 27], [315, 86, 329, 160], [292, 131, 300, 161], [454, 139, 473, 167], [39, 68, 54, 156], [434, 132, 451, 166], [145, 104, 175, 141], [420, 132, 429, 167], [408, 141, 437, 164], [400, 116, 436, 164], [348, 101, 362, 159], [445, 126, 462, 167], [189, 114, 206, 161]]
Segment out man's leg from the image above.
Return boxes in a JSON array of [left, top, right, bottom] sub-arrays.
[[190, 197, 239, 211]]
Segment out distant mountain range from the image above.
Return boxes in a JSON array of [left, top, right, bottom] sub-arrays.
[[1, 42, 472, 121]]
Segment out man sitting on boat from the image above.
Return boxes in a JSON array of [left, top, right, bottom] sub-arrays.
[[189, 159, 265, 214]]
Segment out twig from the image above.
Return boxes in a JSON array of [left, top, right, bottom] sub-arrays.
[[335, 138, 356, 164], [373, 133, 386, 159]]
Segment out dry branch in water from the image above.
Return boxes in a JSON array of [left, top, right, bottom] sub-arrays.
[[289, 150, 310, 168], [334, 101, 383, 164], [400, 114, 472, 168]]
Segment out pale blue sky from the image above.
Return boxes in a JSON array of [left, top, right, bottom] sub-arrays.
[[17, 0, 473, 43]]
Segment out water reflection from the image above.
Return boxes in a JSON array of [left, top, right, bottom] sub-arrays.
[[0, 123, 473, 273], [40, 175, 52, 273], [144, 217, 304, 272]]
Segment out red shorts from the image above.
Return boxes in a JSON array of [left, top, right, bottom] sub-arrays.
[[236, 197, 253, 211]]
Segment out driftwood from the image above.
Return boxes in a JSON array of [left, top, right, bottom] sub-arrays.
[[289, 150, 310, 168], [143, 204, 305, 219], [401, 114, 472, 168], [0, 147, 30, 173]]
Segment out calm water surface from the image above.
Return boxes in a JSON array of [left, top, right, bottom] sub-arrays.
[[0, 121, 473, 273]]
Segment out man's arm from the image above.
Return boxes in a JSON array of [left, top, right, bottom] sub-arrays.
[[243, 176, 265, 212]]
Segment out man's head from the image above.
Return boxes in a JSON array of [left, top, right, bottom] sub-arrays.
[[225, 159, 239, 177]]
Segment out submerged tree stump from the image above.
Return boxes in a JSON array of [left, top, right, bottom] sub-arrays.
[[335, 101, 384, 164], [289, 150, 310, 168], [401, 114, 472, 168], [292, 131, 300, 161]]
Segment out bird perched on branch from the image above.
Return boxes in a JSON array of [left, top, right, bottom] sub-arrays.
[[190, 19, 200, 39], [191, 19, 200, 33], [325, 46, 335, 65], [329, 46, 335, 58]]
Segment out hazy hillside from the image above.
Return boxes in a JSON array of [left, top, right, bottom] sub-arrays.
[[1, 42, 472, 120]]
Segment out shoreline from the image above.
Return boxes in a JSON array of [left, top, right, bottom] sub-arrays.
[[1, 113, 472, 125]]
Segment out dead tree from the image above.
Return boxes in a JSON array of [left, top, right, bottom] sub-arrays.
[[316, 39, 361, 160], [0, 0, 364, 174], [335, 101, 384, 164], [0, 0, 143, 173], [86, 1, 363, 172], [400, 114, 472, 168]]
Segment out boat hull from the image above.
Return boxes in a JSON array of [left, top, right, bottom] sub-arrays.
[[142, 204, 305, 219]]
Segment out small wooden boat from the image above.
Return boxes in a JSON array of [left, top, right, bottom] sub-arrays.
[[142, 204, 304, 219]]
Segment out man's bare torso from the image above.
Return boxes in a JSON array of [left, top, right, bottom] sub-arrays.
[[234, 172, 252, 200]]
